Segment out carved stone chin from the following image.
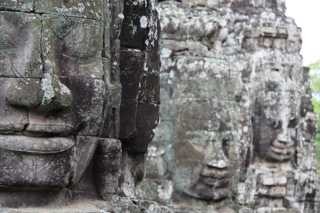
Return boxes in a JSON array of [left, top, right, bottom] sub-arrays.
[[266, 142, 295, 162], [187, 182, 230, 201]]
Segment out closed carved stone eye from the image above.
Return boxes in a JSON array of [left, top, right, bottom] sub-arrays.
[[222, 135, 232, 158], [222, 140, 229, 158]]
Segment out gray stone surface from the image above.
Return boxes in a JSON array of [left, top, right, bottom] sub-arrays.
[[0, 0, 161, 211], [0, 0, 317, 212], [135, 0, 319, 212]]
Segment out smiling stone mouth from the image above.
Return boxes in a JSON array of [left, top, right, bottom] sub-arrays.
[[0, 135, 75, 154], [199, 176, 230, 188], [200, 167, 230, 179], [198, 166, 231, 189], [270, 144, 294, 156]]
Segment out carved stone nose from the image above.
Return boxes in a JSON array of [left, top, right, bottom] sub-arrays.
[[38, 72, 73, 112], [6, 74, 73, 112], [277, 130, 290, 144], [275, 128, 295, 148], [206, 158, 229, 169], [205, 142, 230, 169]]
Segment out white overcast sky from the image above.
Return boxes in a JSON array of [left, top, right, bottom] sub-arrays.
[[286, 1, 320, 65]]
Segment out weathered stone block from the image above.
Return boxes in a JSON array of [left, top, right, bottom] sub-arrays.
[[120, 98, 138, 139], [125, 103, 159, 154], [104, 0, 124, 59], [153, 120, 175, 143], [138, 73, 160, 104], [26, 111, 75, 135], [101, 82, 121, 138], [34, 0, 104, 20], [158, 2, 222, 43], [259, 174, 287, 186], [0, 12, 42, 78], [94, 139, 122, 199], [136, 178, 173, 203], [0, 78, 28, 132], [6, 78, 42, 109], [120, 49, 145, 99], [172, 56, 239, 100], [61, 77, 106, 136], [0, 136, 74, 188], [72, 136, 99, 184], [121, 0, 151, 50], [0, 0, 33, 11], [42, 15, 104, 79]]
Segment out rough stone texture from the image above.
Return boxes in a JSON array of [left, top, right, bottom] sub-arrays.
[[0, 0, 317, 212], [136, 0, 319, 212], [0, 0, 161, 212], [118, 0, 161, 200]]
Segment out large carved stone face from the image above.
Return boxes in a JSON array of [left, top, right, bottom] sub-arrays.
[[253, 71, 299, 162], [174, 100, 236, 201], [0, 3, 111, 189]]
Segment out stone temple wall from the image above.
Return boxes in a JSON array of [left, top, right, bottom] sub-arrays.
[[0, 0, 318, 212], [138, 0, 320, 212]]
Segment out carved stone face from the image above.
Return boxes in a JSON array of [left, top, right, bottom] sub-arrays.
[[174, 100, 235, 201], [0, 3, 111, 189], [253, 72, 299, 162]]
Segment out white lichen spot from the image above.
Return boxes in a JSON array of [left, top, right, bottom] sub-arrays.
[[140, 16, 148, 29], [59, 82, 71, 96], [41, 72, 55, 105], [118, 13, 124, 20]]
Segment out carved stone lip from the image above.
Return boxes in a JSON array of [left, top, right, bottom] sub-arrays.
[[185, 183, 230, 201], [24, 122, 76, 136], [267, 144, 295, 161], [200, 167, 230, 179], [199, 176, 230, 188], [272, 140, 295, 149], [0, 135, 75, 154], [270, 144, 294, 156]]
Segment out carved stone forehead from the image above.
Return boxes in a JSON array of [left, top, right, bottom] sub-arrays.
[[177, 98, 234, 134], [0, 10, 103, 78], [253, 71, 300, 117], [251, 50, 302, 72], [0, 0, 104, 20]]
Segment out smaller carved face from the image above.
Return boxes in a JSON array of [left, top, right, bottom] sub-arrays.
[[174, 100, 236, 201], [253, 72, 299, 162], [185, 133, 233, 201]]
